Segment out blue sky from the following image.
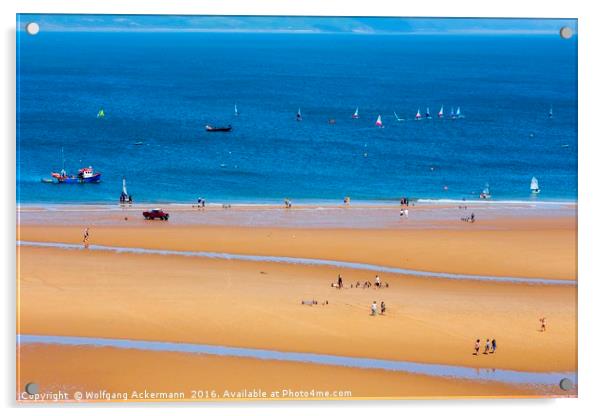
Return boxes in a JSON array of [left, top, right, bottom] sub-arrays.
[[17, 15, 577, 35]]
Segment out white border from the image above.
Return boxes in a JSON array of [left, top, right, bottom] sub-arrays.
[[3, 1, 601, 415]]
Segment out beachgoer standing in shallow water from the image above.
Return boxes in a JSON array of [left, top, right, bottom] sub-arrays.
[[371, 301, 378, 316], [540, 317, 547, 332], [337, 274, 343, 289], [380, 301, 386, 315], [491, 338, 497, 354], [474, 339, 480, 355], [82, 227, 90, 248]]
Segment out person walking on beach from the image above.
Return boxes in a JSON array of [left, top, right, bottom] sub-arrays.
[[484, 339, 491, 354], [474, 339, 480, 355], [371, 301, 378, 316], [337, 274, 343, 289], [540, 317, 547, 332], [375, 275, 381, 288], [491, 338, 497, 354], [380, 301, 386, 315], [82, 227, 90, 248]]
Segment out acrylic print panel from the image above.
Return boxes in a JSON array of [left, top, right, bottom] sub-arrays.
[[16, 14, 577, 402]]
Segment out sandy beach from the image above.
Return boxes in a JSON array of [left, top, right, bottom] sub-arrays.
[[16, 202, 578, 401]]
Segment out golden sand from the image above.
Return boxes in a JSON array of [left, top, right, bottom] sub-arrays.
[[16, 207, 577, 399], [18, 344, 542, 402]]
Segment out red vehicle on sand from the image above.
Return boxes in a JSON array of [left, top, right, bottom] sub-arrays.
[[143, 208, 170, 221]]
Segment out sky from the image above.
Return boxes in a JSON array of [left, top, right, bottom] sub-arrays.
[[17, 15, 577, 35]]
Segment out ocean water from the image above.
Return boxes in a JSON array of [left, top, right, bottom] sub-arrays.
[[17, 31, 578, 204]]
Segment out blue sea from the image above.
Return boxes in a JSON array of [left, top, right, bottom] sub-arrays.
[[17, 31, 578, 204]]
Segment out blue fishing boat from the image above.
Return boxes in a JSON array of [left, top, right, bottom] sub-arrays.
[[51, 167, 101, 183], [43, 148, 102, 184]]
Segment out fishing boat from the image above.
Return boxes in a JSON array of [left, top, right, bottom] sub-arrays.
[[393, 111, 404, 122], [45, 148, 101, 184], [51, 167, 101, 184], [479, 183, 491, 199], [205, 125, 232, 132], [375, 114, 383, 128], [438, 106, 444, 118], [234, 104, 239, 117], [415, 109, 422, 120], [296, 108, 302, 121], [425, 107, 432, 119], [530, 177, 540, 194], [352, 107, 359, 119]]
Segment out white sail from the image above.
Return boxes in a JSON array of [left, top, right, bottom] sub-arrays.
[[375, 115, 383, 127], [415, 108, 422, 119], [530, 177, 539, 192], [234, 104, 238, 116], [352, 107, 359, 118], [438, 106, 444, 117], [456, 107, 461, 116], [122, 177, 128, 196]]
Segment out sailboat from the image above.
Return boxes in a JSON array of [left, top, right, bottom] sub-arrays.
[[548, 106, 553, 119], [415, 109, 422, 120], [375, 114, 383, 128], [530, 177, 540, 194], [97, 108, 105, 119], [296, 108, 302, 121], [393, 111, 404, 122], [450, 107, 456, 119], [120, 177, 132, 203], [438, 106, 444, 118], [352, 107, 359, 119], [425, 107, 432, 119], [234, 104, 239, 117], [480, 183, 491, 199], [456, 107, 463, 118]]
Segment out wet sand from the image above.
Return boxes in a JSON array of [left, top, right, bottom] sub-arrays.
[[18, 344, 549, 402]]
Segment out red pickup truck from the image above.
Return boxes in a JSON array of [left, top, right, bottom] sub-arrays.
[[143, 208, 170, 221]]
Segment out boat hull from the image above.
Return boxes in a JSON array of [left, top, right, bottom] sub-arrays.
[[52, 173, 101, 184]]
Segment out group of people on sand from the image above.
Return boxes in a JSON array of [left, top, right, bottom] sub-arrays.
[[333, 274, 389, 289], [196, 197, 206, 208], [284, 198, 292, 208], [370, 300, 386, 316], [461, 212, 476, 223], [473, 338, 497, 355]]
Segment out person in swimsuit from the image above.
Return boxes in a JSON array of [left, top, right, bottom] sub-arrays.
[[82, 227, 90, 248], [540, 317, 547, 332], [491, 338, 497, 354], [484, 339, 491, 354], [337, 274, 343, 289], [474, 339, 480, 355], [380, 301, 386, 315]]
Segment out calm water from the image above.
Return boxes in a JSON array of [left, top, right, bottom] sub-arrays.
[[17, 32, 578, 204]]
